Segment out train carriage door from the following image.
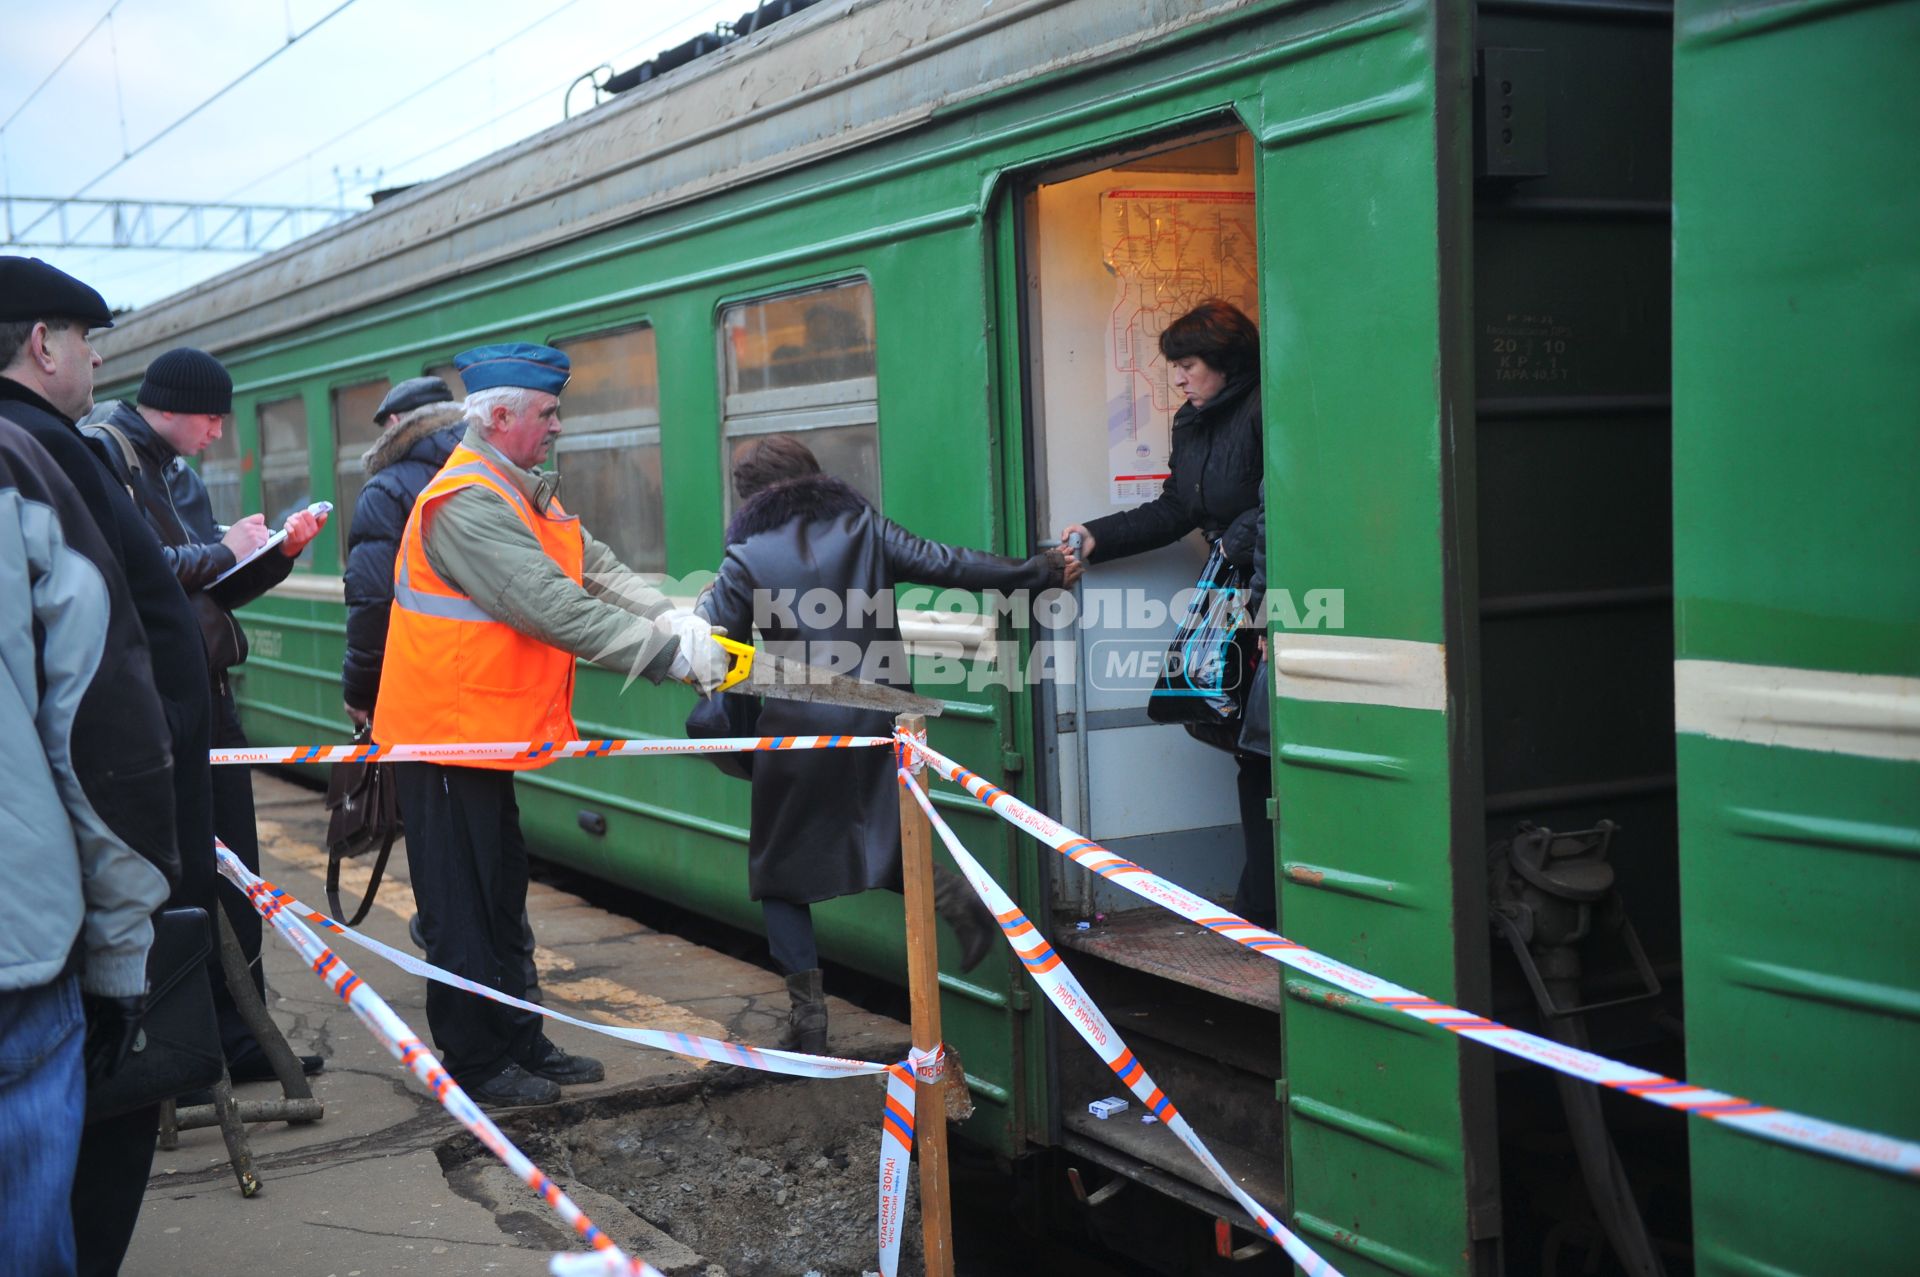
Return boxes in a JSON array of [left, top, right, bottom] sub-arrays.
[[1013, 123, 1290, 1223]]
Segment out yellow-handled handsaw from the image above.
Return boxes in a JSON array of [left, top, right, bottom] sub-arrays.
[[711, 634, 943, 717]]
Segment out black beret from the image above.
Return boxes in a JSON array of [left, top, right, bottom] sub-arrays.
[[374, 375, 453, 423], [0, 256, 114, 328]]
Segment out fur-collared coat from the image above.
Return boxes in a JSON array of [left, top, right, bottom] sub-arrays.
[[341, 402, 465, 712], [698, 474, 1064, 903]]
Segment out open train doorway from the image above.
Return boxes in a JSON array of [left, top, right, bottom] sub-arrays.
[[1013, 121, 1287, 1224]]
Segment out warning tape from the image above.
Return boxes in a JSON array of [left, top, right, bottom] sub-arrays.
[[217, 847, 935, 1277], [213, 846, 665, 1277], [898, 770, 1340, 1276], [210, 733, 891, 767], [231, 862, 891, 1080], [898, 733, 1920, 1181]]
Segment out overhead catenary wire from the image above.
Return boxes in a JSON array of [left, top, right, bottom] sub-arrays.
[[13, 0, 365, 243], [217, 0, 598, 203], [12, 0, 733, 306], [333, 0, 739, 201], [0, 0, 125, 136]]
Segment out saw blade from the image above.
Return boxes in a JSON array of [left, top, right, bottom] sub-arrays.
[[743, 651, 944, 718]]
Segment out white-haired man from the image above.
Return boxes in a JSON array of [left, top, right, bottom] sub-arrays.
[[373, 342, 726, 1107]]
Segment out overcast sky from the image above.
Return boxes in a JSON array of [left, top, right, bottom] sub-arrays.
[[2, 0, 743, 311]]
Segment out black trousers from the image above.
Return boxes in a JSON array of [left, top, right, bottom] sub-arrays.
[[394, 762, 543, 1086], [71, 1103, 159, 1277], [208, 680, 267, 1067], [1234, 750, 1276, 927]]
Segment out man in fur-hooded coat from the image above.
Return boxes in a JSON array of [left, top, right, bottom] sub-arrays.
[[341, 386, 466, 723]]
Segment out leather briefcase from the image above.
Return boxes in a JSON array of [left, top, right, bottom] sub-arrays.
[[324, 724, 402, 924], [86, 906, 223, 1122]]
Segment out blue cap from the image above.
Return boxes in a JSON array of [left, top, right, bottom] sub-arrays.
[[453, 343, 570, 396]]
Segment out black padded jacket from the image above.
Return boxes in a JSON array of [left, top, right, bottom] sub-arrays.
[[340, 403, 464, 713], [1083, 372, 1263, 569]]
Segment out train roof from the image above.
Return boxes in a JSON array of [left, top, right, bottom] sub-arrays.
[[96, 0, 1256, 383]]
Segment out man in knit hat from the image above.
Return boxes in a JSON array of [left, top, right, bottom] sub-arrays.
[[86, 348, 327, 1086]]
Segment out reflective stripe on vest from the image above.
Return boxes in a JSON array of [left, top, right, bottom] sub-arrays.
[[392, 547, 494, 622]]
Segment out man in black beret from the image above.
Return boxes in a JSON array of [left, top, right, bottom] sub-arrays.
[[0, 256, 215, 1273], [0, 256, 115, 419]]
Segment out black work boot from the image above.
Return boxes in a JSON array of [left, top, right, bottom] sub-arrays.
[[469, 1063, 560, 1108], [778, 969, 828, 1055], [528, 1038, 604, 1085], [933, 865, 998, 971]]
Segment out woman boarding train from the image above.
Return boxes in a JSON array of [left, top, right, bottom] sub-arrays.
[[1059, 300, 1272, 926]]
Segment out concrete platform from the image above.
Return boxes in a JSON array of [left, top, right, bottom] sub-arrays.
[[124, 772, 911, 1276]]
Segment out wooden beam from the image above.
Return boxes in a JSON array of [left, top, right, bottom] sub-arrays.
[[896, 713, 955, 1276]]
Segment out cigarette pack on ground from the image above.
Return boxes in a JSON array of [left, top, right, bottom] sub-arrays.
[[1088, 1097, 1129, 1120]]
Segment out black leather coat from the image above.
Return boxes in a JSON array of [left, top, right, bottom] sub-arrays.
[[1084, 372, 1263, 568], [0, 378, 213, 907], [84, 401, 293, 671], [341, 403, 464, 712], [698, 475, 1064, 903]]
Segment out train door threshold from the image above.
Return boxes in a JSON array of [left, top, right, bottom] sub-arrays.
[[1055, 909, 1283, 1013]]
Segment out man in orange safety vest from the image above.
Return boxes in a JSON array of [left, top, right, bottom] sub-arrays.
[[374, 341, 728, 1107]]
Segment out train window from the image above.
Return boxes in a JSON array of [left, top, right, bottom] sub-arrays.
[[551, 325, 665, 573], [719, 280, 880, 510], [426, 363, 465, 399], [257, 395, 311, 531], [199, 411, 243, 526], [331, 377, 391, 545]]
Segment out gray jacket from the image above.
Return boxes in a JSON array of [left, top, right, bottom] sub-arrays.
[[0, 417, 174, 996], [420, 427, 678, 680]]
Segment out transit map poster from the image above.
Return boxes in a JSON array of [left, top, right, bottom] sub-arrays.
[[1100, 190, 1258, 505]]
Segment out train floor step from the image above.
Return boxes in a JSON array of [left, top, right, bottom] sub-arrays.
[[1055, 907, 1283, 1013]]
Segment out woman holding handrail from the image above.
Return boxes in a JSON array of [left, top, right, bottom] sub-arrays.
[[698, 435, 1077, 1053], [1058, 299, 1274, 926]]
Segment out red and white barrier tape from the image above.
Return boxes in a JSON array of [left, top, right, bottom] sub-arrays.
[[218, 847, 934, 1277], [898, 770, 1340, 1276], [210, 734, 891, 767], [898, 733, 1920, 1180], [239, 865, 890, 1080], [214, 846, 665, 1277]]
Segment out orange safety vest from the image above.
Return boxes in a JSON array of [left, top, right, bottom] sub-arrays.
[[373, 443, 582, 770]]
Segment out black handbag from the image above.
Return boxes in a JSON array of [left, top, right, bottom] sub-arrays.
[[1238, 657, 1272, 758], [1146, 543, 1256, 750], [85, 907, 222, 1122], [684, 691, 763, 781], [324, 724, 402, 924]]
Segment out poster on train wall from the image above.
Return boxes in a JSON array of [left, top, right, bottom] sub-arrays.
[[1100, 190, 1259, 505]]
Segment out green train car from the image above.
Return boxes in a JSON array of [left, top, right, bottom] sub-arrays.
[[93, 1, 1916, 1272]]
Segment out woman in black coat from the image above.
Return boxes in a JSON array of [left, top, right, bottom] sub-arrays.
[[698, 435, 1073, 1052], [1060, 299, 1274, 926]]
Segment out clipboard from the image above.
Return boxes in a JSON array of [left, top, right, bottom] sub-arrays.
[[208, 501, 331, 587]]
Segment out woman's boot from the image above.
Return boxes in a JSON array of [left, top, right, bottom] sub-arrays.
[[933, 865, 998, 971], [778, 969, 828, 1054]]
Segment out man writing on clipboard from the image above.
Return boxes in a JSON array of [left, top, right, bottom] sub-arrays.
[[85, 348, 327, 1086]]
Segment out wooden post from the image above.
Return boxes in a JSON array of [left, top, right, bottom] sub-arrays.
[[896, 712, 956, 1277]]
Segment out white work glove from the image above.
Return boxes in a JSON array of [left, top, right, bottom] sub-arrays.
[[663, 610, 732, 692]]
